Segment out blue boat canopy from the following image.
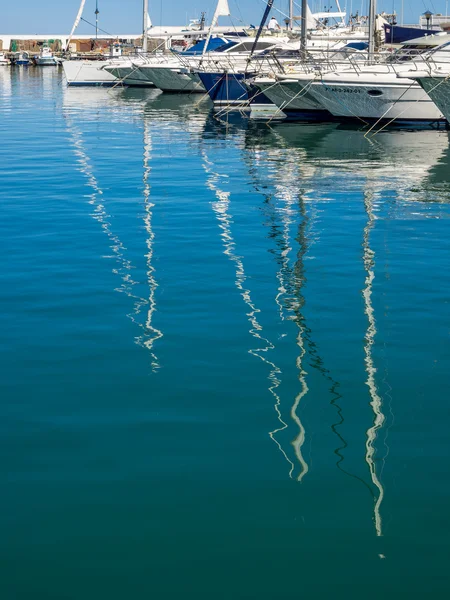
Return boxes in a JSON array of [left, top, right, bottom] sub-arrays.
[[176, 37, 232, 55], [343, 41, 369, 51]]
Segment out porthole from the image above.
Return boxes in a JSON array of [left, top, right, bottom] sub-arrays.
[[368, 89, 383, 97]]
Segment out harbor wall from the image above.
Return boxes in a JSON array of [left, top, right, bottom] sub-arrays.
[[0, 34, 143, 52]]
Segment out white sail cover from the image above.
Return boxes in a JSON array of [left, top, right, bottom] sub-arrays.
[[66, 0, 87, 50], [213, 0, 230, 20], [306, 6, 346, 29], [202, 0, 231, 57]]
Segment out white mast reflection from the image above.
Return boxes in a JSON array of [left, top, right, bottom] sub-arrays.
[[276, 185, 310, 483], [64, 110, 162, 364], [362, 189, 385, 538], [249, 148, 312, 482], [136, 115, 163, 370], [202, 149, 295, 475]]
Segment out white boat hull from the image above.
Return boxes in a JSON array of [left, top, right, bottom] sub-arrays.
[[138, 65, 205, 93], [104, 64, 154, 87], [34, 57, 58, 66], [417, 77, 450, 124], [63, 60, 118, 86], [307, 76, 444, 123], [255, 78, 331, 120]]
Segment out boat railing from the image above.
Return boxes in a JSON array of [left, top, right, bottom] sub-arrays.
[[180, 45, 448, 80], [420, 54, 450, 73]]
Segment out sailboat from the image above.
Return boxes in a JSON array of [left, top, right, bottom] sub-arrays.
[[62, 0, 154, 86], [193, 0, 369, 112], [62, 0, 237, 87]]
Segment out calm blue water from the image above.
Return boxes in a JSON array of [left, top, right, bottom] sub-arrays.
[[1, 67, 450, 599]]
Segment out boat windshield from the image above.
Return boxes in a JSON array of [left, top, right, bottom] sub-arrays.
[[218, 41, 276, 53], [214, 41, 239, 52], [426, 40, 450, 55], [386, 43, 446, 63]]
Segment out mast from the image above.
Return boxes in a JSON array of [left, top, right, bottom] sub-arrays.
[[368, 0, 377, 63], [201, 0, 230, 60], [65, 0, 87, 51], [95, 1, 99, 41], [289, 0, 294, 29], [250, 0, 274, 57], [335, 0, 346, 24], [143, 0, 149, 52], [300, 0, 308, 54]]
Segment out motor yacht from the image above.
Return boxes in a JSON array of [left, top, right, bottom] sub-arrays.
[[11, 51, 31, 66], [254, 34, 450, 124], [33, 46, 59, 66]]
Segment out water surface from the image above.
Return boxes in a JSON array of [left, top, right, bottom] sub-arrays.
[[1, 68, 450, 599]]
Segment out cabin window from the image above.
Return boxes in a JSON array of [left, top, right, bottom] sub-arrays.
[[368, 90, 383, 97], [226, 41, 274, 53]]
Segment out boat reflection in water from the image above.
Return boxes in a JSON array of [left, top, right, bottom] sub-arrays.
[[243, 120, 450, 204], [0, 64, 12, 105]]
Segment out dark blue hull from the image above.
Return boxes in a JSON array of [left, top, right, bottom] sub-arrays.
[[384, 23, 437, 44], [198, 71, 271, 107]]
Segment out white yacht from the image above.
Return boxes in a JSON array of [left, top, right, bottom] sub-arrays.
[[254, 34, 450, 124], [62, 43, 124, 86], [136, 57, 206, 92], [11, 51, 31, 66], [102, 54, 158, 87], [0, 52, 10, 65], [33, 46, 59, 66], [63, 57, 119, 86], [63, 0, 153, 86], [182, 0, 373, 112], [137, 38, 287, 94], [252, 45, 368, 120]]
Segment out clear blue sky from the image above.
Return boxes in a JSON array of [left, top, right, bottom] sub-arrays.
[[1, 0, 447, 34]]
